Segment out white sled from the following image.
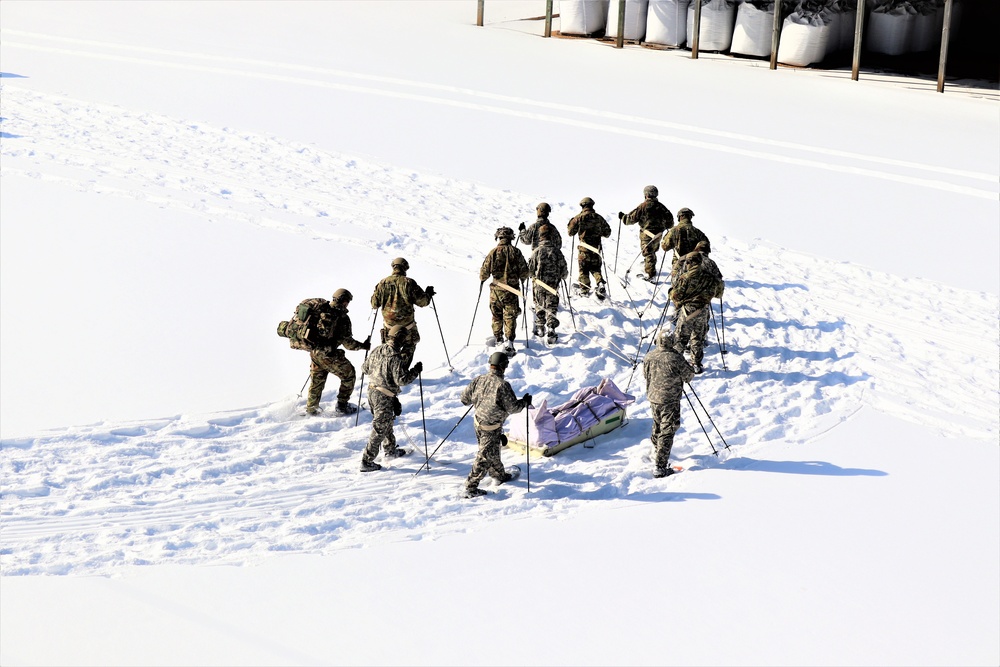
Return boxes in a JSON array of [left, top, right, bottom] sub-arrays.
[[505, 378, 634, 459]]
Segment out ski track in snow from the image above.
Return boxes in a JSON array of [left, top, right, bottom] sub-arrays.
[[1, 84, 997, 576]]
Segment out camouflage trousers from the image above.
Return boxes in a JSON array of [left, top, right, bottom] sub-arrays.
[[532, 285, 560, 334], [489, 288, 522, 342], [363, 390, 400, 464], [466, 427, 507, 491], [650, 400, 682, 470], [381, 324, 420, 368], [639, 233, 661, 279], [576, 251, 604, 289], [308, 347, 356, 411], [675, 304, 710, 366]]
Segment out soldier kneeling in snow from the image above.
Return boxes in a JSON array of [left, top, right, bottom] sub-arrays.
[[460, 352, 531, 498]]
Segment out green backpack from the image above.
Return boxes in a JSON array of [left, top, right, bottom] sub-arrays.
[[277, 297, 330, 351], [671, 257, 722, 306]]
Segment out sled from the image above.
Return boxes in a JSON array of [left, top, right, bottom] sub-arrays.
[[505, 378, 634, 459]]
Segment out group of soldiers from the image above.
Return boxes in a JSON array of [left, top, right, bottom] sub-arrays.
[[286, 184, 724, 491]]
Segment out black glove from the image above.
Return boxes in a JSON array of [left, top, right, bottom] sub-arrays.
[[523, 393, 532, 406], [412, 361, 423, 374], [425, 286, 435, 299], [392, 396, 402, 417], [618, 211, 625, 220], [362, 336, 371, 350], [500, 434, 509, 447], [518, 222, 526, 232]]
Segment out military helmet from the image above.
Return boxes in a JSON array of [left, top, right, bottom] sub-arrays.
[[537, 202, 551, 216], [391, 257, 410, 272], [332, 288, 353, 304], [694, 240, 710, 253], [643, 185, 658, 198], [579, 196, 595, 208], [387, 324, 407, 339], [495, 226, 515, 242], [488, 351, 509, 369], [677, 207, 694, 220], [659, 330, 676, 349]]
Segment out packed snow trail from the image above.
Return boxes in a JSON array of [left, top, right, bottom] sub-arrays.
[[2, 86, 997, 575]]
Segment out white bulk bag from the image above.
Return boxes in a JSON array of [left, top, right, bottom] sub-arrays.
[[731, 3, 774, 58], [839, 8, 858, 53], [686, 0, 738, 51], [867, 5, 915, 55], [645, 0, 691, 46], [777, 14, 832, 66], [909, 7, 937, 52], [560, 0, 612, 35], [607, 0, 650, 40]]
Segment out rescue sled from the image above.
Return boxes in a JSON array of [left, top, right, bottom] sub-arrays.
[[506, 378, 635, 459]]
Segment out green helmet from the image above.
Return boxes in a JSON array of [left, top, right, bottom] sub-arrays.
[[659, 330, 676, 349], [495, 226, 515, 242], [579, 197, 595, 208], [488, 351, 509, 369], [391, 257, 410, 272], [332, 288, 353, 305], [643, 185, 658, 198], [677, 207, 694, 220], [537, 202, 551, 216]]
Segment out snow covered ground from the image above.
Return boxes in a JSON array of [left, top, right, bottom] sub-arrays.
[[1, 2, 998, 665]]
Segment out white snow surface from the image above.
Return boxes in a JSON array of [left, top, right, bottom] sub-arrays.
[[1, 2, 998, 666]]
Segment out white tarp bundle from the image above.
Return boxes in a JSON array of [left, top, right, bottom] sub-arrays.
[[731, 2, 775, 57], [560, 0, 612, 35], [507, 378, 635, 449], [607, 0, 651, 40], [777, 8, 833, 66], [867, 1, 916, 55], [687, 0, 739, 51], [646, 0, 691, 46]]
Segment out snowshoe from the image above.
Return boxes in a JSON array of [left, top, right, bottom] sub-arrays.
[[305, 406, 323, 416], [546, 331, 558, 345], [692, 363, 704, 374], [533, 324, 545, 337], [384, 448, 409, 460], [360, 460, 383, 473], [573, 283, 590, 298], [335, 401, 358, 415], [498, 465, 521, 484], [465, 487, 488, 499], [595, 282, 608, 301], [503, 341, 516, 357], [653, 465, 683, 478]]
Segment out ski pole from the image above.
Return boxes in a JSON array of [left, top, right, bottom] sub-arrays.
[[561, 279, 578, 332], [687, 382, 730, 450], [614, 211, 623, 273], [682, 386, 718, 456], [525, 396, 532, 493], [521, 281, 531, 350], [418, 373, 430, 467], [356, 309, 379, 427], [414, 404, 473, 476], [429, 296, 453, 371], [710, 304, 729, 372], [297, 373, 310, 398], [466, 281, 485, 346], [719, 296, 728, 354]]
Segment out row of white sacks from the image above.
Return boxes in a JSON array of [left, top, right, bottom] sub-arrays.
[[561, 1, 963, 67]]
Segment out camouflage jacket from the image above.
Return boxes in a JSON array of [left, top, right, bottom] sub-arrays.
[[528, 241, 569, 289], [643, 345, 695, 404], [624, 198, 673, 237], [314, 302, 365, 351], [370, 272, 430, 327], [670, 251, 724, 307], [362, 342, 419, 395], [662, 220, 710, 258], [460, 368, 527, 428], [567, 209, 611, 251], [519, 217, 563, 251], [480, 241, 529, 289]]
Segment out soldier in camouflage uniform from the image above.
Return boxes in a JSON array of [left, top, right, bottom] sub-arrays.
[[480, 227, 529, 356], [306, 289, 371, 416], [460, 351, 531, 498], [620, 185, 674, 282], [528, 224, 568, 344], [643, 330, 695, 478], [567, 197, 612, 299], [661, 207, 711, 282], [359, 325, 423, 473], [370, 257, 434, 368], [669, 241, 724, 373], [518, 202, 563, 251]]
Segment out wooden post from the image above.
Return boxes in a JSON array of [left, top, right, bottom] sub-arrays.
[[937, 0, 954, 93], [544, 0, 553, 37], [851, 1, 866, 80], [477, 0, 484, 27], [769, 0, 782, 69], [616, 0, 626, 48], [691, 0, 702, 58]]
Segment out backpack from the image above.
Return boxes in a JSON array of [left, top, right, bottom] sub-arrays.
[[670, 256, 722, 306], [277, 297, 332, 351]]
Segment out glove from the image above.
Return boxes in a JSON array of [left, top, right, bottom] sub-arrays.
[[362, 336, 372, 350], [518, 222, 526, 232], [425, 286, 435, 299], [392, 396, 402, 417], [500, 434, 509, 447], [523, 393, 532, 406], [618, 211, 625, 220], [412, 361, 424, 374]]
